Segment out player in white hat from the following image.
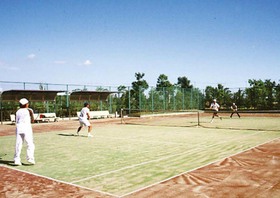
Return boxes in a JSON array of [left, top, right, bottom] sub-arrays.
[[210, 99, 222, 123], [14, 98, 35, 165]]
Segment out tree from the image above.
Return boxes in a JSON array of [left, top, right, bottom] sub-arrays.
[[275, 82, 280, 109], [245, 79, 265, 109], [156, 74, 172, 89], [115, 85, 128, 112], [217, 84, 232, 107], [131, 72, 149, 110], [204, 84, 232, 108], [177, 76, 193, 89], [232, 88, 245, 109], [245, 79, 277, 109], [96, 86, 108, 91], [155, 74, 174, 110], [264, 79, 276, 109]]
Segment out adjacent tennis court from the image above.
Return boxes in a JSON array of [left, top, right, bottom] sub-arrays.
[[0, 113, 280, 197]]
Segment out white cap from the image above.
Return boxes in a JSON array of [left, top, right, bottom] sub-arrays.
[[213, 99, 216, 102], [19, 98, 29, 105]]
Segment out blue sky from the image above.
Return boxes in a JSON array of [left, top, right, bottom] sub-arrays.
[[0, 0, 280, 89]]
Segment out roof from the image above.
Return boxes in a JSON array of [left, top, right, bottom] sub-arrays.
[[0, 90, 65, 101], [0, 90, 117, 102], [70, 91, 116, 101]]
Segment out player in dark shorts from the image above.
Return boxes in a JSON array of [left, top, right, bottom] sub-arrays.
[[230, 103, 241, 118]]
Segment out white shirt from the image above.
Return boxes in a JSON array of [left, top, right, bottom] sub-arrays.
[[16, 108, 33, 134], [79, 107, 90, 120], [210, 102, 220, 111]]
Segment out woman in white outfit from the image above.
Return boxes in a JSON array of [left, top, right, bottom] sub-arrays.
[[14, 98, 35, 165]]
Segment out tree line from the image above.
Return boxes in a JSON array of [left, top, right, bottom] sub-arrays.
[[204, 79, 280, 110], [114, 73, 280, 113], [1, 74, 279, 120]]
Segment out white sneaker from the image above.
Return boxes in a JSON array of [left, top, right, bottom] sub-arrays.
[[14, 160, 22, 166], [88, 133, 93, 138], [27, 159, 36, 165]]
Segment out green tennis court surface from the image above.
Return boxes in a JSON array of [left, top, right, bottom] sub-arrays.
[[1, 120, 280, 196]]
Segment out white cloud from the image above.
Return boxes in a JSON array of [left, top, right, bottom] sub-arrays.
[[54, 60, 66, 64], [27, 53, 36, 59], [83, 60, 92, 65]]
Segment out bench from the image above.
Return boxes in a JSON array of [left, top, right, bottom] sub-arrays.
[[10, 113, 59, 123], [77, 110, 114, 119], [34, 113, 59, 123], [10, 114, 16, 123]]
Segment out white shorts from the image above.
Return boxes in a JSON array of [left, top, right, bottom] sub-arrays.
[[79, 119, 91, 127]]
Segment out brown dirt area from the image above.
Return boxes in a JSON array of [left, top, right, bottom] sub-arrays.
[[1, 117, 280, 197]]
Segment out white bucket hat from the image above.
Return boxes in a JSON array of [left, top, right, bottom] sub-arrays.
[[19, 98, 29, 105]]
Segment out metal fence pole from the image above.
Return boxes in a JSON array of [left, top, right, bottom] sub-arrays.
[[151, 87, 154, 112], [0, 95, 2, 125], [128, 86, 131, 114], [109, 86, 112, 113], [66, 84, 70, 118]]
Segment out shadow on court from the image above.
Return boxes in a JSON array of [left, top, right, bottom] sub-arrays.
[[0, 159, 35, 166], [57, 133, 88, 138], [0, 159, 17, 166]]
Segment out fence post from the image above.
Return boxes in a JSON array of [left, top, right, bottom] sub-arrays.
[[109, 86, 112, 113], [66, 84, 70, 118], [151, 87, 154, 112], [128, 86, 131, 114], [182, 88, 185, 110], [0, 95, 2, 125]]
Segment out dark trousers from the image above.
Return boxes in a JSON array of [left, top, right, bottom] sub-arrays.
[[230, 111, 240, 118]]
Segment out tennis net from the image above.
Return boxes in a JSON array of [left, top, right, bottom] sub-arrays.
[[120, 109, 202, 127], [120, 109, 280, 131]]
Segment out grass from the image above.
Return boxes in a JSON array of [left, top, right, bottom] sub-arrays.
[[1, 122, 280, 196]]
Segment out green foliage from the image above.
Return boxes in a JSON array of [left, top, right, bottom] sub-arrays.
[[131, 72, 149, 110], [177, 76, 193, 89], [203, 79, 279, 110], [156, 74, 172, 89], [1, 77, 279, 121]]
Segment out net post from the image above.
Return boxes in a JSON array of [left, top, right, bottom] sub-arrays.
[[121, 108, 123, 124], [197, 110, 200, 127]]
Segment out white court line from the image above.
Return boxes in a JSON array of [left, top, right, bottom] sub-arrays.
[[0, 164, 118, 198], [71, 130, 264, 184], [120, 136, 280, 197]]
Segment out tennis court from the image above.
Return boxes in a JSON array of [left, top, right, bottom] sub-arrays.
[[0, 113, 280, 197]]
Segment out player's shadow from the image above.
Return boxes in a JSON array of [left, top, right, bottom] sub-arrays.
[[0, 159, 16, 166], [58, 133, 76, 137], [0, 159, 35, 166], [57, 133, 88, 137]]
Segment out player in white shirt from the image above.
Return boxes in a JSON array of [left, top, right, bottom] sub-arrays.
[[14, 98, 35, 165], [210, 99, 222, 123], [77, 102, 93, 137]]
